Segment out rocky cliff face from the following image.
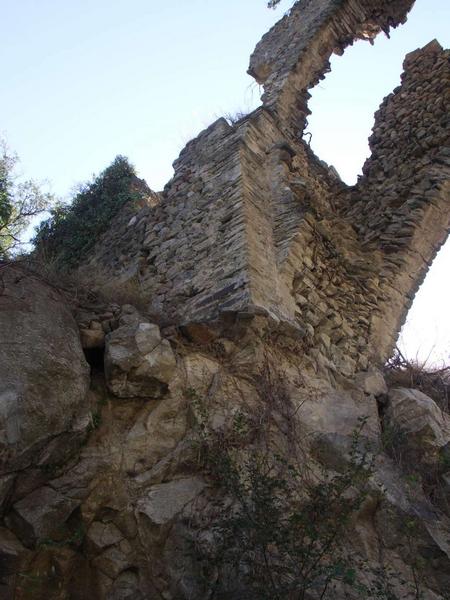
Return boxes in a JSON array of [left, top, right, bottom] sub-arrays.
[[1, 1, 449, 599]]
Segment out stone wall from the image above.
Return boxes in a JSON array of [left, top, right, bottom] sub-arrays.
[[278, 40, 450, 373], [87, 118, 252, 324], [249, 0, 415, 135], [84, 0, 449, 376], [344, 40, 450, 361]]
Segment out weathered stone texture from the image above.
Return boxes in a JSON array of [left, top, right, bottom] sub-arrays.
[[385, 387, 450, 468], [83, 1, 448, 377], [249, 0, 415, 134], [345, 40, 450, 360], [104, 306, 176, 398], [3, 4, 448, 595], [0, 267, 91, 478], [2, 317, 448, 599]]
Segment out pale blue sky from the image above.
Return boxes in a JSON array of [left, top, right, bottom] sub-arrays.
[[1, 0, 449, 363]]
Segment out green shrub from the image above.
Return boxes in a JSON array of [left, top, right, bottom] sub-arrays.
[[199, 431, 374, 599], [33, 155, 147, 268], [187, 358, 437, 599], [187, 367, 407, 599]]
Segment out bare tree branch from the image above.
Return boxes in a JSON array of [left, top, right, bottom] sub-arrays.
[[0, 138, 53, 258]]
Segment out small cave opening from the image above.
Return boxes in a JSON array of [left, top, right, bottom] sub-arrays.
[[83, 346, 105, 374]]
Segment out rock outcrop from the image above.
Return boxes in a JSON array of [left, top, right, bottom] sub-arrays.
[[0, 265, 91, 491], [1, 0, 449, 598], [385, 387, 450, 469], [104, 306, 176, 399]]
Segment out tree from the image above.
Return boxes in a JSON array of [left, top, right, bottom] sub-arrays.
[[0, 139, 53, 259], [267, 0, 283, 7]]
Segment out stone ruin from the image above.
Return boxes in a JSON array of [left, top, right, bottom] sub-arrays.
[[87, 0, 449, 375], [1, 1, 450, 599]]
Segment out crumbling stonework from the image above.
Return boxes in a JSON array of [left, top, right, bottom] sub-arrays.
[[249, 0, 416, 134], [345, 40, 450, 361], [86, 0, 449, 378]]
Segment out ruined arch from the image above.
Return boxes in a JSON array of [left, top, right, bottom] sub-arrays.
[[248, 0, 416, 138], [246, 1, 450, 372], [85, 0, 449, 377]]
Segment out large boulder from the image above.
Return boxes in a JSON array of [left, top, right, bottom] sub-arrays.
[[104, 306, 176, 398], [0, 266, 91, 480], [384, 387, 450, 467]]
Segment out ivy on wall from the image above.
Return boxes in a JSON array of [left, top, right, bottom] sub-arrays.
[[34, 156, 148, 268]]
